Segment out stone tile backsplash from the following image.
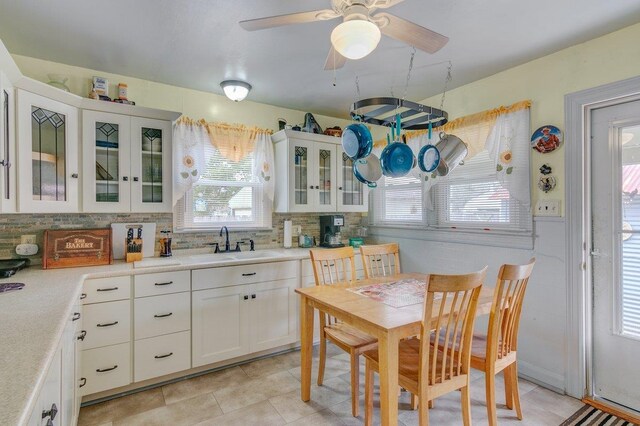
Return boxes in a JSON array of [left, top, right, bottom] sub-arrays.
[[0, 212, 364, 264]]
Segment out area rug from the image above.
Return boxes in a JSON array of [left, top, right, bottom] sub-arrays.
[[560, 404, 638, 425]]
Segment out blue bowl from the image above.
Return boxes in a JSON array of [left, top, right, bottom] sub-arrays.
[[380, 142, 415, 178], [418, 144, 440, 172], [342, 123, 373, 160]]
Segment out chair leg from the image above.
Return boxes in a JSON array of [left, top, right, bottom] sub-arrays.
[[317, 336, 326, 386], [418, 394, 430, 426], [510, 362, 523, 420], [410, 393, 419, 410], [504, 363, 514, 409], [428, 399, 434, 409], [350, 352, 360, 417], [364, 359, 374, 426], [461, 385, 472, 426], [485, 371, 498, 426]]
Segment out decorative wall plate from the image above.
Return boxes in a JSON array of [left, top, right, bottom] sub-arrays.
[[531, 125, 562, 154], [538, 175, 557, 193]]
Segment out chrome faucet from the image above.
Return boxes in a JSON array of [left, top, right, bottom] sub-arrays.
[[220, 226, 230, 252]]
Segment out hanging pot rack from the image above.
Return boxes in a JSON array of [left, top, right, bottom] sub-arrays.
[[350, 97, 448, 130]]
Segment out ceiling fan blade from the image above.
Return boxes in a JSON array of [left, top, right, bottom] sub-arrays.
[[324, 46, 347, 70], [371, 0, 407, 10], [374, 12, 449, 54], [239, 9, 340, 31]]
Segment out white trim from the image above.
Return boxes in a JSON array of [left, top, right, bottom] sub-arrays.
[[564, 75, 640, 399], [518, 360, 566, 394]]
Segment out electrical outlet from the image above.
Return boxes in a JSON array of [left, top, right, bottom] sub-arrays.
[[21, 234, 36, 245], [535, 200, 560, 216]]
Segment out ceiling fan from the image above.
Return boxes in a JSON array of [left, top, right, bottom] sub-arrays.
[[239, 0, 449, 70]]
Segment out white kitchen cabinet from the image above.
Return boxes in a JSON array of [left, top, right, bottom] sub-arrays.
[[28, 346, 61, 426], [134, 331, 191, 382], [80, 342, 132, 396], [134, 292, 190, 340], [17, 89, 79, 213], [0, 71, 16, 213], [273, 129, 368, 213], [251, 278, 298, 352], [82, 112, 172, 213], [81, 300, 131, 350]]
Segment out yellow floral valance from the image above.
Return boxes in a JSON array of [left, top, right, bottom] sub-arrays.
[[198, 120, 272, 162]]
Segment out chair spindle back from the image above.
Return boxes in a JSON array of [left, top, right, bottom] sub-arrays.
[[360, 243, 401, 279]]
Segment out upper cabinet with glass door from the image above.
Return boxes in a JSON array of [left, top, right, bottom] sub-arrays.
[[17, 89, 79, 213], [337, 152, 368, 212]]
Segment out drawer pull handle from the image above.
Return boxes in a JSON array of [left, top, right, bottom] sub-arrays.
[[72, 312, 81, 321], [80, 293, 87, 299], [42, 403, 58, 420], [96, 287, 119, 292], [242, 272, 256, 277], [96, 365, 118, 373], [155, 281, 174, 286], [79, 377, 87, 388], [77, 330, 87, 341], [154, 312, 173, 318], [154, 352, 174, 359], [96, 321, 119, 327]]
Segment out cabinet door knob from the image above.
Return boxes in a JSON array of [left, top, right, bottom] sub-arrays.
[[243, 295, 249, 300], [309, 185, 314, 189], [133, 177, 139, 182], [338, 187, 343, 190], [123, 176, 129, 181], [42, 403, 58, 420], [77, 330, 86, 341], [71, 173, 78, 179], [251, 294, 256, 299], [315, 185, 319, 189], [96, 365, 118, 373], [79, 377, 87, 388], [72, 312, 81, 321]]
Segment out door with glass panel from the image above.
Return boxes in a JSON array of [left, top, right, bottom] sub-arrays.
[[83, 111, 131, 212], [287, 138, 312, 212], [130, 117, 172, 212], [337, 152, 368, 212], [312, 142, 336, 212], [17, 90, 78, 213], [591, 100, 640, 412]]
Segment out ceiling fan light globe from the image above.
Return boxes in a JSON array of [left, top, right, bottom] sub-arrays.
[[220, 80, 252, 102], [331, 20, 381, 60]]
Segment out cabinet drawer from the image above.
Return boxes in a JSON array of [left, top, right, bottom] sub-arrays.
[[134, 270, 190, 298], [82, 300, 131, 350], [82, 276, 131, 304], [81, 342, 131, 396], [193, 260, 297, 291], [134, 331, 191, 382], [134, 292, 190, 340]]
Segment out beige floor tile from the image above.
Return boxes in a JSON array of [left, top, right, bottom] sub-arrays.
[[162, 366, 251, 405], [78, 387, 165, 425], [269, 376, 352, 422], [469, 371, 537, 407], [112, 393, 222, 426], [213, 370, 300, 413], [520, 386, 584, 419], [240, 351, 300, 378], [195, 400, 286, 426], [286, 409, 343, 426], [313, 342, 351, 359], [289, 355, 352, 382]]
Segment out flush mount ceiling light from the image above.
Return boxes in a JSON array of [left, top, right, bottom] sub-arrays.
[[220, 80, 252, 102], [330, 18, 381, 60]]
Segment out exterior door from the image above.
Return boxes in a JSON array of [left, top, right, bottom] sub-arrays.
[[82, 110, 131, 212], [591, 99, 640, 412], [130, 117, 172, 212]]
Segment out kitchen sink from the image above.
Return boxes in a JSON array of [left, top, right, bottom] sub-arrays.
[[183, 253, 236, 263], [230, 250, 282, 260]]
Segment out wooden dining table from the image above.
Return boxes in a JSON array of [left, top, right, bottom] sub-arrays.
[[295, 272, 494, 426]]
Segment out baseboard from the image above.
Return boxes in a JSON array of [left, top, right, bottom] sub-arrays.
[[518, 360, 565, 393]]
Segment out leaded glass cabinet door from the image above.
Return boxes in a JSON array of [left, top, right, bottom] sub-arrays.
[[130, 117, 172, 212], [287, 139, 312, 212], [313, 142, 337, 212], [337, 152, 368, 212], [17, 90, 79, 213], [82, 111, 131, 212]]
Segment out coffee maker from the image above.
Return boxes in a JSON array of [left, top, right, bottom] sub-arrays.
[[320, 215, 345, 248]]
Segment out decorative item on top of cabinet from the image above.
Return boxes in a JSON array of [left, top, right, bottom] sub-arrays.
[[17, 89, 80, 213], [43, 228, 112, 269], [272, 129, 368, 213]]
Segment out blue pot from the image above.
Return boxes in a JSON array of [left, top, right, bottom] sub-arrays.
[[418, 144, 440, 172], [342, 123, 373, 160], [380, 142, 415, 178]]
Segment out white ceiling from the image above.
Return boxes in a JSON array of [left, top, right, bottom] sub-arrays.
[[1, 0, 640, 118]]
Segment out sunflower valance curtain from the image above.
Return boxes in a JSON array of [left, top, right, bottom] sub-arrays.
[[172, 118, 274, 206]]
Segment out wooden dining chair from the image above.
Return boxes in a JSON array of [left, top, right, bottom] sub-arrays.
[[363, 267, 487, 426], [468, 258, 536, 426], [309, 247, 378, 417], [360, 243, 401, 279]]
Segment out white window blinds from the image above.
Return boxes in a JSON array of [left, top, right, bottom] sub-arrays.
[[372, 175, 424, 225]]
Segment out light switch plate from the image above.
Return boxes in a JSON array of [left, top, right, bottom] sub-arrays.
[[535, 199, 561, 216]]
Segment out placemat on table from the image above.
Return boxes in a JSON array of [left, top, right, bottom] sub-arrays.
[[348, 278, 436, 308]]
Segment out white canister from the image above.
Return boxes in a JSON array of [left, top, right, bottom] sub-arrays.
[[283, 220, 293, 248]]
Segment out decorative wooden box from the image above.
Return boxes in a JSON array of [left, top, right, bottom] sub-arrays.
[[43, 229, 113, 269]]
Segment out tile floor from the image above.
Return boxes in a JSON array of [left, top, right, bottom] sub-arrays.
[[78, 343, 583, 425]]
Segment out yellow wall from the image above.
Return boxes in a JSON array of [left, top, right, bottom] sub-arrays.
[[418, 22, 640, 214], [13, 21, 640, 215]]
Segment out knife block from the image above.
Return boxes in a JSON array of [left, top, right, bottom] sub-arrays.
[[125, 238, 143, 263]]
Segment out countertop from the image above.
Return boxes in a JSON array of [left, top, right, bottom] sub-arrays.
[[0, 248, 315, 426]]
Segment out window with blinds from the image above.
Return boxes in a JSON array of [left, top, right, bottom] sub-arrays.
[[431, 150, 531, 232], [174, 143, 270, 230], [372, 175, 425, 225]]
